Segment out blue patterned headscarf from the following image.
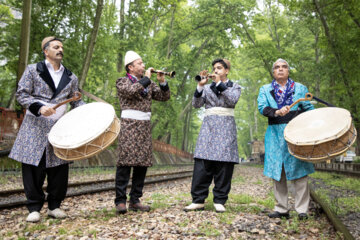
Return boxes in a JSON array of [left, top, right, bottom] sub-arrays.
[[272, 78, 295, 109]]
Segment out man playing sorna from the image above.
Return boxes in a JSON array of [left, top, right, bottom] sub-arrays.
[[114, 51, 171, 214], [184, 58, 241, 213]]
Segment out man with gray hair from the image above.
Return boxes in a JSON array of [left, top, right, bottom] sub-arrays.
[[9, 36, 84, 222], [257, 58, 315, 220]]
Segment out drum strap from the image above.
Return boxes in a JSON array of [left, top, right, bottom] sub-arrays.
[[312, 96, 336, 107], [121, 109, 151, 121]]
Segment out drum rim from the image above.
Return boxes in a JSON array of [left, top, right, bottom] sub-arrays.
[[288, 128, 357, 162], [284, 107, 352, 145], [53, 116, 120, 161], [48, 102, 115, 149]]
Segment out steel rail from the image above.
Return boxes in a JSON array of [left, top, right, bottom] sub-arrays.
[[310, 188, 355, 240]]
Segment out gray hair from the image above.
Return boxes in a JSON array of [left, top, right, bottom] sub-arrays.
[[272, 58, 289, 73]]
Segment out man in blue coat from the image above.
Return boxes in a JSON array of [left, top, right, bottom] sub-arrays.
[[257, 58, 314, 220]]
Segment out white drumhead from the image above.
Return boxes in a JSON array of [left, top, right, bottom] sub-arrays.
[[49, 102, 115, 149], [284, 107, 352, 145]]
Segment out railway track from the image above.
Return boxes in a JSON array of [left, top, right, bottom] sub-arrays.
[[0, 164, 357, 239], [0, 170, 193, 209]]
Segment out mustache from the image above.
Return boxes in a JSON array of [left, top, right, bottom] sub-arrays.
[[56, 52, 63, 56]]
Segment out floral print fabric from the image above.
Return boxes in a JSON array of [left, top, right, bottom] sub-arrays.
[[192, 81, 241, 163], [116, 77, 170, 167]]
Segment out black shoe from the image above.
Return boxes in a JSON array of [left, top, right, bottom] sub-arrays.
[[298, 213, 308, 220], [115, 203, 127, 214], [268, 211, 290, 219], [129, 202, 150, 212]]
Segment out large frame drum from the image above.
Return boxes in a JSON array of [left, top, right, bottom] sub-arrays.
[[284, 107, 357, 163], [48, 102, 120, 161]]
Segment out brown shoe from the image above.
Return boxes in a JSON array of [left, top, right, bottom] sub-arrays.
[[129, 202, 150, 212], [115, 203, 127, 214]]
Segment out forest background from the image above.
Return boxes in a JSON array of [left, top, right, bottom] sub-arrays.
[[1, 0, 359, 158]]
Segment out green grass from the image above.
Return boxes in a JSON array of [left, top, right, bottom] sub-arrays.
[[198, 221, 222, 237], [150, 193, 172, 209], [310, 172, 360, 193], [254, 179, 263, 185], [257, 196, 275, 210], [89, 229, 97, 238], [177, 219, 190, 228], [27, 224, 47, 232], [231, 175, 245, 184], [71, 229, 83, 237], [87, 208, 116, 221], [338, 196, 360, 213], [229, 193, 253, 204], [58, 228, 67, 235], [218, 212, 235, 224], [311, 171, 360, 216]]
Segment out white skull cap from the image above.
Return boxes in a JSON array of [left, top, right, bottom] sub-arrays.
[[124, 51, 141, 66]]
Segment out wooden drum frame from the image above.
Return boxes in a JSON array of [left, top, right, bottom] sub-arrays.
[[284, 107, 357, 163], [48, 102, 120, 161]]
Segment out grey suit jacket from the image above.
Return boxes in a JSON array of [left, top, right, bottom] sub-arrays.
[[9, 61, 84, 167]]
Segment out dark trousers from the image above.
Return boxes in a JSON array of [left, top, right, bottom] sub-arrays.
[[114, 166, 147, 205], [22, 152, 69, 213], [191, 159, 235, 205]]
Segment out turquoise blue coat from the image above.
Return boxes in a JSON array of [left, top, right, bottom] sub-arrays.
[[257, 82, 315, 181]]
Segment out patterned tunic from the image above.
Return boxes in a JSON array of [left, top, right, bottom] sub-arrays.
[[116, 76, 170, 167], [193, 81, 241, 163], [9, 61, 84, 167], [257, 82, 315, 181]]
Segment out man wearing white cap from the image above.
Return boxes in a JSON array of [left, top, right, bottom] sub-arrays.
[[114, 50, 171, 214]]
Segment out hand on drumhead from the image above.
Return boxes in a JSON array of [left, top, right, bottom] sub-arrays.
[[40, 106, 56, 116], [276, 106, 290, 117]]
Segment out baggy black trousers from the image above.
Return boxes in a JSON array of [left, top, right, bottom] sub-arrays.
[[22, 151, 69, 212], [191, 158, 235, 205], [114, 166, 147, 205]]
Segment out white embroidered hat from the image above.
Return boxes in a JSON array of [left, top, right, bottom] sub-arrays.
[[124, 51, 141, 66]]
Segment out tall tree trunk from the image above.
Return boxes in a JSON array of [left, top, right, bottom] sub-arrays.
[[314, 32, 320, 97], [176, 37, 211, 96], [117, 0, 125, 72], [79, 0, 104, 89], [9, 0, 32, 109], [166, 4, 176, 59], [314, 0, 359, 154], [313, 0, 355, 109], [253, 97, 258, 135]]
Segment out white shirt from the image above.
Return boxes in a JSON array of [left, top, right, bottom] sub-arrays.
[[45, 59, 64, 88]]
